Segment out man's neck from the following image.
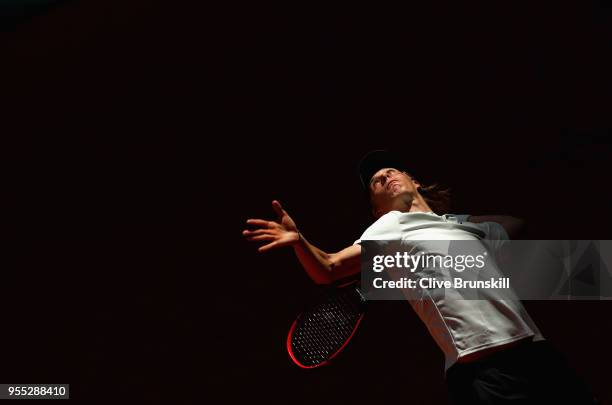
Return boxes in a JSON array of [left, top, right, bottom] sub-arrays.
[[395, 194, 433, 214]]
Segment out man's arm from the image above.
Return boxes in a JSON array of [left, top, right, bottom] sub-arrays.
[[466, 215, 526, 239], [243, 200, 361, 285], [293, 238, 361, 284]]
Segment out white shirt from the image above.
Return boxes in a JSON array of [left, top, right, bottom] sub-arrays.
[[355, 211, 545, 371]]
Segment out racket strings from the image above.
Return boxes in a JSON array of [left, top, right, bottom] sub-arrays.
[[291, 288, 363, 366]]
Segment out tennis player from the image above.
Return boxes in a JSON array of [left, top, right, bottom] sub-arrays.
[[243, 150, 598, 404]]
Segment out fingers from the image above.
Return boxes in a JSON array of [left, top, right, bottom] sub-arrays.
[[246, 234, 275, 242], [244, 209, 284, 253], [271, 200, 285, 219], [243, 228, 275, 243], [246, 218, 271, 228], [242, 229, 269, 237]]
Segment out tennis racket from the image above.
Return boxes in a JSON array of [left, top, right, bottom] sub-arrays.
[[286, 278, 367, 368]]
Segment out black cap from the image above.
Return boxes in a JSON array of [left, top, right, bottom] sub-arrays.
[[358, 150, 409, 189]]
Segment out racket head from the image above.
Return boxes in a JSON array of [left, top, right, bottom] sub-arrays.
[[287, 279, 366, 368]]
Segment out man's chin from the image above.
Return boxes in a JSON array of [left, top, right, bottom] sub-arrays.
[[389, 188, 407, 197]]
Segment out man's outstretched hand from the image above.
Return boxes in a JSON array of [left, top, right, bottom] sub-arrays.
[[243, 200, 300, 252]]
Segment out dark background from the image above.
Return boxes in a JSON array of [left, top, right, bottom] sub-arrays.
[[2, 1, 612, 403]]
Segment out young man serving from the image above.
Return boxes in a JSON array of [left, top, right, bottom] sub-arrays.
[[243, 150, 597, 404]]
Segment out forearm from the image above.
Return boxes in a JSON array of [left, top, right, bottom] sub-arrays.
[[292, 233, 335, 284], [291, 233, 362, 284]]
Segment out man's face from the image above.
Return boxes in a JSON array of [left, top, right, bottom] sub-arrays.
[[369, 168, 420, 217]]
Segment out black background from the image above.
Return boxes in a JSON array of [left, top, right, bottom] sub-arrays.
[[2, 1, 612, 403]]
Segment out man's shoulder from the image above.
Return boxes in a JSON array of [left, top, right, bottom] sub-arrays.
[[355, 211, 402, 244]]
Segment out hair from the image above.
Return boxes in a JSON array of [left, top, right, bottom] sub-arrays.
[[413, 181, 452, 215], [368, 171, 452, 216]]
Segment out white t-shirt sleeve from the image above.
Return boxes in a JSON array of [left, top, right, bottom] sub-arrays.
[[488, 222, 509, 240], [354, 211, 403, 245], [451, 214, 509, 255], [469, 220, 510, 255], [452, 214, 509, 240], [475, 221, 510, 241]]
